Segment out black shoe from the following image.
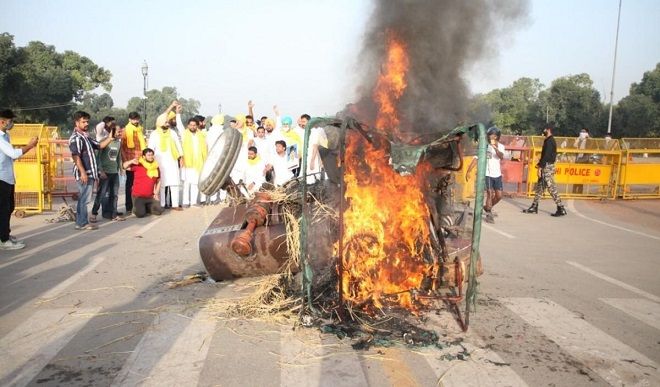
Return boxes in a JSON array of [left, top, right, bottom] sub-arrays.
[[522, 204, 538, 214], [551, 206, 567, 217]]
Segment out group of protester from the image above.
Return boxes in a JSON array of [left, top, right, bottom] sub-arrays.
[[66, 100, 325, 231], [1, 99, 573, 250]]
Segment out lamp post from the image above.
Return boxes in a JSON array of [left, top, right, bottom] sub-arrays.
[[141, 61, 149, 128], [606, 0, 622, 135]]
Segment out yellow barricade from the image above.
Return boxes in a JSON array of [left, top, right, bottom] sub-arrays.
[[457, 155, 477, 201], [527, 136, 622, 200], [9, 124, 53, 216], [618, 138, 660, 199]]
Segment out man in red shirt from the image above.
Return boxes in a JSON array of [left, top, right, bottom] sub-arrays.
[[122, 148, 163, 218]]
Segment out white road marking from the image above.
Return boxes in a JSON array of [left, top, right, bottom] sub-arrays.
[[0, 307, 101, 387], [482, 223, 516, 239], [36, 256, 106, 301], [422, 313, 528, 387], [111, 311, 216, 387], [133, 217, 162, 237], [502, 297, 660, 386], [280, 326, 368, 386], [567, 261, 660, 303], [567, 200, 660, 241], [600, 298, 660, 330]]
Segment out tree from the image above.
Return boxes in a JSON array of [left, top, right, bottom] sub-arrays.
[[483, 77, 545, 134], [613, 63, 660, 137], [0, 33, 112, 128], [542, 74, 605, 136], [127, 87, 200, 130]]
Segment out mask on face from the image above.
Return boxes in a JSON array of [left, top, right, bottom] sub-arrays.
[[579, 132, 588, 139]]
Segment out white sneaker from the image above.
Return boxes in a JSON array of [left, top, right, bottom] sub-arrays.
[[9, 235, 23, 243], [0, 239, 26, 250]]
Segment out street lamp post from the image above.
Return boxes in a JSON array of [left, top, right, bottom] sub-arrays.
[[141, 61, 149, 129], [607, 0, 622, 135]]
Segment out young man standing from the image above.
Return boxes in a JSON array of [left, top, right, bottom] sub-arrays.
[[0, 110, 38, 249], [252, 126, 269, 156], [523, 126, 567, 217], [95, 116, 116, 141], [121, 112, 146, 214], [123, 148, 163, 218], [91, 125, 124, 221], [467, 127, 505, 223], [69, 111, 116, 230], [180, 117, 207, 207]]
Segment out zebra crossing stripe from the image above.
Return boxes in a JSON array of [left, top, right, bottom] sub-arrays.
[[502, 297, 660, 386], [111, 311, 216, 387], [600, 298, 660, 330], [422, 313, 528, 387], [0, 307, 101, 387], [279, 326, 369, 386]]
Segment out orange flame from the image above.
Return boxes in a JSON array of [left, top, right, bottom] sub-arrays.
[[373, 33, 410, 131], [341, 32, 432, 311]]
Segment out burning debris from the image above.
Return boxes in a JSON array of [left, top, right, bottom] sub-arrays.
[[197, 0, 529, 348]]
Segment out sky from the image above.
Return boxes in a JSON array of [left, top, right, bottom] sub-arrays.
[[3, 0, 660, 119]]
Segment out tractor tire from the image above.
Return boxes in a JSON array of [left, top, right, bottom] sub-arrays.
[[199, 128, 243, 196]]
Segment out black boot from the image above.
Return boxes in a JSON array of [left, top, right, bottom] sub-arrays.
[[551, 206, 567, 217], [522, 203, 538, 214]]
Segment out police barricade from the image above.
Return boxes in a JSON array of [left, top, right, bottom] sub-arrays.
[[48, 137, 78, 200], [527, 136, 622, 200], [10, 124, 54, 217], [618, 138, 660, 199], [500, 134, 532, 196], [458, 135, 532, 200]]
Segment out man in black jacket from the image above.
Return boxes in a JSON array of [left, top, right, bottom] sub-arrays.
[[523, 126, 567, 217]]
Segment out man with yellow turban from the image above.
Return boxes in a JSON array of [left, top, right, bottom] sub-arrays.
[[179, 117, 207, 207], [148, 101, 183, 210]]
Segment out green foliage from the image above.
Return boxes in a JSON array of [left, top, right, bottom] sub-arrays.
[[612, 63, 660, 137], [482, 77, 544, 134], [126, 86, 200, 130], [0, 33, 112, 129], [542, 74, 604, 136]]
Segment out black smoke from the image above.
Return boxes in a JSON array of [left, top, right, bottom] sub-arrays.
[[354, 0, 529, 136]]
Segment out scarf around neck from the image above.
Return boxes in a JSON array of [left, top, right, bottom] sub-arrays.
[[156, 127, 180, 160], [139, 157, 159, 178], [125, 122, 146, 149], [182, 129, 207, 172]]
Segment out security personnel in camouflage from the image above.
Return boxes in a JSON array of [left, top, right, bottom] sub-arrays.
[[523, 126, 567, 217]]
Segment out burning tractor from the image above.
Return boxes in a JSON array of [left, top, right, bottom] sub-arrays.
[[197, 116, 490, 336], [196, 32, 492, 341]]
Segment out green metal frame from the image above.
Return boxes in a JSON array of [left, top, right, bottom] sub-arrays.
[[298, 119, 486, 328]]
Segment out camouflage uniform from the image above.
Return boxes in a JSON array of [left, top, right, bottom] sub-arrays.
[[532, 163, 563, 206]]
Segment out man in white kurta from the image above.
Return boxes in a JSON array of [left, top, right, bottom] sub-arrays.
[[243, 146, 266, 195], [179, 117, 207, 206], [148, 109, 183, 209], [266, 140, 297, 187]]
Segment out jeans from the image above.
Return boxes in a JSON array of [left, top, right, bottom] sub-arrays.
[[125, 171, 135, 212], [76, 179, 95, 227], [0, 180, 15, 242], [92, 173, 119, 218]]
